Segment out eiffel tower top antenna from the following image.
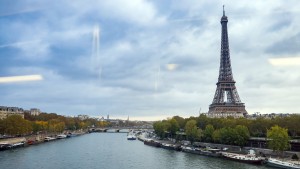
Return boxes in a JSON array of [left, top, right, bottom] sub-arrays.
[[223, 5, 225, 16]]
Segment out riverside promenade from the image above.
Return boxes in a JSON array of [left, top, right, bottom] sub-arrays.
[[0, 130, 87, 148], [0, 137, 26, 144]]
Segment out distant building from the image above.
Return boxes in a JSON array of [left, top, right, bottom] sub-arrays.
[[106, 119, 119, 125], [246, 113, 291, 119], [30, 108, 41, 116], [204, 112, 292, 119], [99, 116, 105, 121], [206, 112, 244, 118], [0, 106, 24, 119], [78, 114, 89, 120]]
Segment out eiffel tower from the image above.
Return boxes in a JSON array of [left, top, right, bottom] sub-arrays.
[[208, 6, 247, 118]]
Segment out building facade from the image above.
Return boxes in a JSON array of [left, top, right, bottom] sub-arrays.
[[78, 114, 89, 120], [30, 108, 41, 116], [0, 106, 24, 119]]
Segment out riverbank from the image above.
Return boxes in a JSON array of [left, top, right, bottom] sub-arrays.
[[137, 132, 300, 167], [0, 130, 87, 151]]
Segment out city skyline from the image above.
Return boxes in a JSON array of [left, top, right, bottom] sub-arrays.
[[1, 1, 300, 120]]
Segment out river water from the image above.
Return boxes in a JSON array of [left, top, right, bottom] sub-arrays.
[[0, 133, 271, 169]]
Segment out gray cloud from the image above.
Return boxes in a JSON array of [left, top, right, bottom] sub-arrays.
[[1, 0, 300, 120], [265, 33, 300, 55]]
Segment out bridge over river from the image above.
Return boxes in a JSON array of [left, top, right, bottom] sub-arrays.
[[89, 127, 153, 133]]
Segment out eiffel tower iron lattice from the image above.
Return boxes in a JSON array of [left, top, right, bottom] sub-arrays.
[[208, 6, 247, 118]]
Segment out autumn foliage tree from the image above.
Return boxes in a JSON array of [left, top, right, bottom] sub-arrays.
[[48, 119, 65, 133], [4, 115, 32, 135]]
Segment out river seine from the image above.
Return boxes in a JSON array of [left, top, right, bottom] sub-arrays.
[[0, 133, 270, 169]]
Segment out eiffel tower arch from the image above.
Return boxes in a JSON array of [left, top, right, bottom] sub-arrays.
[[208, 6, 247, 118]]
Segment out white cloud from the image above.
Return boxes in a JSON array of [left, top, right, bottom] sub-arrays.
[[269, 57, 300, 66], [0, 75, 43, 83]]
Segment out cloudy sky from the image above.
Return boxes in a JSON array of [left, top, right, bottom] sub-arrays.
[[0, 0, 300, 120]]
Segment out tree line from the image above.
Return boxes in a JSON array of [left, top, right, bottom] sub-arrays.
[[153, 114, 299, 148], [0, 112, 110, 136]]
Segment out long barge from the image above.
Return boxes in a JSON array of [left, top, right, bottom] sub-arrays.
[[181, 146, 222, 157]]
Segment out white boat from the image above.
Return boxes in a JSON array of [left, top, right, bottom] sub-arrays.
[[9, 142, 25, 148], [127, 132, 136, 140], [44, 137, 56, 142], [221, 150, 264, 165], [56, 134, 67, 139], [266, 158, 300, 169], [161, 143, 181, 151]]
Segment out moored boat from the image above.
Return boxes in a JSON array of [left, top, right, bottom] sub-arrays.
[[9, 142, 25, 149], [198, 148, 222, 157], [27, 140, 36, 145], [161, 143, 181, 151], [266, 158, 300, 169], [44, 136, 56, 142], [144, 139, 161, 147], [0, 142, 25, 151], [182, 146, 222, 157], [221, 151, 264, 165], [66, 133, 79, 137], [127, 134, 136, 140], [137, 136, 144, 141], [57, 134, 67, 139], [0, 143, 10, 151]]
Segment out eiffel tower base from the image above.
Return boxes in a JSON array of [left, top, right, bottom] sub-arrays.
[[208, 104, 247, 118]]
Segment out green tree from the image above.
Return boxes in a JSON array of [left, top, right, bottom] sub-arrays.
[[221, 117, 236, 128], [284, 115, 300, 137], [172, 116, 185, 129], [219, 127, 238, 145], [32, 122, 41, 133], [168, 118, 180, 138], [153, 121, 171, 139], [209, 118, 223, 129], [197, 114, 209, 130], [153, 121, 164, 138], [65, 117, 76, 130], [185, 120, 202, 143], [212, 129, 221, 143], [203, 124, 215, 142], [249, 117, 271, 137], [235, 125, 250, 146], [267, 125, 290, 153], [235, 118, 251, 129]]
